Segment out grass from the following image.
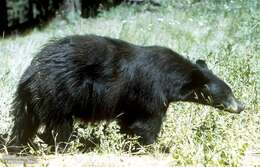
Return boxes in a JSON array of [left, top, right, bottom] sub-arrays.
[[0, 0, 259, 166]]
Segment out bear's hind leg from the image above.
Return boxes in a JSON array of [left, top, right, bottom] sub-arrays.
[[40, 117, 74, 151], [9, 107, 40, 152]]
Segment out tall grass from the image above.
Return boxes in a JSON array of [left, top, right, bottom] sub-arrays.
[[0, 0, 259, 166]]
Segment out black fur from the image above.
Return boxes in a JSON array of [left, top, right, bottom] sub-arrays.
[[9, 34, 244, 150]]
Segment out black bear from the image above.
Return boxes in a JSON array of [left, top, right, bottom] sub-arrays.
[[9, 34, 244, 151]]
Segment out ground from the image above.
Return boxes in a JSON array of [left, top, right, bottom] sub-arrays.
[[0, 152, 260, 167], [0, 1, 259, 166]]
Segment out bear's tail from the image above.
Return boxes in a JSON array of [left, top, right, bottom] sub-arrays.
[[10, 90, 26, 121]]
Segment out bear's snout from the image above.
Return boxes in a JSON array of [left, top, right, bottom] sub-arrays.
[[224, 97, 245, 113], [236, 101, 245, 113]]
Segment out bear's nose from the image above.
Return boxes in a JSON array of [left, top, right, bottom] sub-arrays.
[[237, 102, 245, 113], [231, 100, 245, 113]]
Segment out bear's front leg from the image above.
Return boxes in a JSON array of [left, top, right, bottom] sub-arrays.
[[129, 115, 164, 145]]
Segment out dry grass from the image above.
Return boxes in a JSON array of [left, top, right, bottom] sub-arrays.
[[0, 153, 172, 167]]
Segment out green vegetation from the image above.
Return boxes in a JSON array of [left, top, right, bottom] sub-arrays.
[[0, 0, 259, 166]]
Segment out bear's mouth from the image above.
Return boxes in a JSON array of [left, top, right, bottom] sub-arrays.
[[215, 99, 245, 114], [224, 104, 244, 113]]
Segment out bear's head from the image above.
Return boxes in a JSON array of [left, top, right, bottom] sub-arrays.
[[183, 59, 244, 113]]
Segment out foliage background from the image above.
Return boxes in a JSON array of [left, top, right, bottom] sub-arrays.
[[0, 0, 259, 166]]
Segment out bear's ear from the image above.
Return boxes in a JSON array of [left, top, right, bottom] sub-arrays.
[[196, 59, 208, 69]]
